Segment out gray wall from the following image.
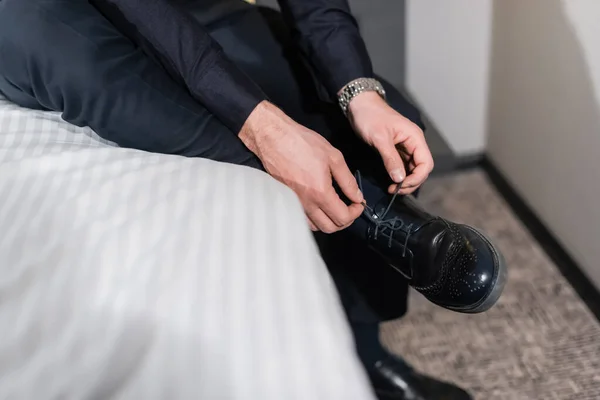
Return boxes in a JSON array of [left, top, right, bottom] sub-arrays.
[[405, 0, 493, 155], [346, 0, 406, 88], [487, 0, 600, 289]]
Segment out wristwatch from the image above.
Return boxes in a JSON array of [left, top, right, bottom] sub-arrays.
[[337, 77, 386, 116]]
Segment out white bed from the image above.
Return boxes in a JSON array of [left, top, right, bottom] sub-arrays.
[[0, 95, 375, 399]]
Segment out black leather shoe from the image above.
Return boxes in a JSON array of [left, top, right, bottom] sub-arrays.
[[369, 355, 472, 400], [354, 173, 507, 313]]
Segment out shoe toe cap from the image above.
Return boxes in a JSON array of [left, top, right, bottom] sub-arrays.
[[448, 225, 507, 312]]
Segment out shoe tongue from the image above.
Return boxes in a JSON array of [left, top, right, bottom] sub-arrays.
[[372, 194, 435, 231], [370, 194, 455, 286]]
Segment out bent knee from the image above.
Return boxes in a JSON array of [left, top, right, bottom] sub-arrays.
[[0, 0, 99, 106]]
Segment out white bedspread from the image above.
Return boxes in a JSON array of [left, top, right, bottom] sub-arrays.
[[0, 96, 375, 399]]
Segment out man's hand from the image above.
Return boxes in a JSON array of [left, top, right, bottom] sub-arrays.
[[347, 92, 434, 195], [240, 101, 364, 233]]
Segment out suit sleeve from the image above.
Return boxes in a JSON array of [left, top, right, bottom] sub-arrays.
[[277, 0, 374, 99], [91, 0, 268, 134]]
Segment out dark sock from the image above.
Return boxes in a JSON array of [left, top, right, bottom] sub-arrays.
[[352, 322, 388, 369], [352, 322, 413, 374]]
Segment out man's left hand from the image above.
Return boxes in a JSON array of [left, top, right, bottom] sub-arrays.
[[347, 91, 434, 195]]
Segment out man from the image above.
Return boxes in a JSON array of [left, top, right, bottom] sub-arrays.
[[0, 0, 506, 399]]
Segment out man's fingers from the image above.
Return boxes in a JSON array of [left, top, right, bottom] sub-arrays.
[[309, 201, 360, 232], [387, 132, 433, 194], [319, 187, 363, 227], [401, 133, 433, 173], [306, 208, 340, 234], [388, 163, 430, 195], [403, 140, 434, 188], [347, 202, 365, 222], [375, 139, 406, 184], [330, 151, 364, 204], [307, 217, 319, 231], [402, 163, 430, 189], [388, 182, 422, 195]]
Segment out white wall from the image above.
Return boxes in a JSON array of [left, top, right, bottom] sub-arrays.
[[487, 0, 600, 288], [406, 0, 493, 155]]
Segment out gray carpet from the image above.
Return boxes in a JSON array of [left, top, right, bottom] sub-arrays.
[[381, 169, 600, 400]]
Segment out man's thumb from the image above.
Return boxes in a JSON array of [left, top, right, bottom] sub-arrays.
[[378, 143, 405, 183]]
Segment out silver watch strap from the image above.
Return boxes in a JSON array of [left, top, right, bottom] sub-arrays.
[[337, 78, 386, 116]]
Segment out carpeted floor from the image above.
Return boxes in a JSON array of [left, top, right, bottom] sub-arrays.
[[381, 169, 600, 400]]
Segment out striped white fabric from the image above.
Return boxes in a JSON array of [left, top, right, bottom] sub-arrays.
[[0, 96, 375, 400]]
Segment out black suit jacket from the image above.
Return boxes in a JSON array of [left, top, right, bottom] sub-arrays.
[[90, 0, 374, 133]]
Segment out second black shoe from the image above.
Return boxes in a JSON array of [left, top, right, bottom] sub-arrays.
[[350, 172, 507, 314], [369, 353, 473, 400]]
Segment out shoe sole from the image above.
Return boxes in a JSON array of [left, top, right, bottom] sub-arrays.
[[443, 226, 508, 314]]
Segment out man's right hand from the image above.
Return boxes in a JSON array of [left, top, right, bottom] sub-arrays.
[[239, 101, 364, 233]]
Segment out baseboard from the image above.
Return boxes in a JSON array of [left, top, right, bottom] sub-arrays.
[[480, 156, 600, 322], [454, 153, 485, 171], [431, 152, 484, 176]]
